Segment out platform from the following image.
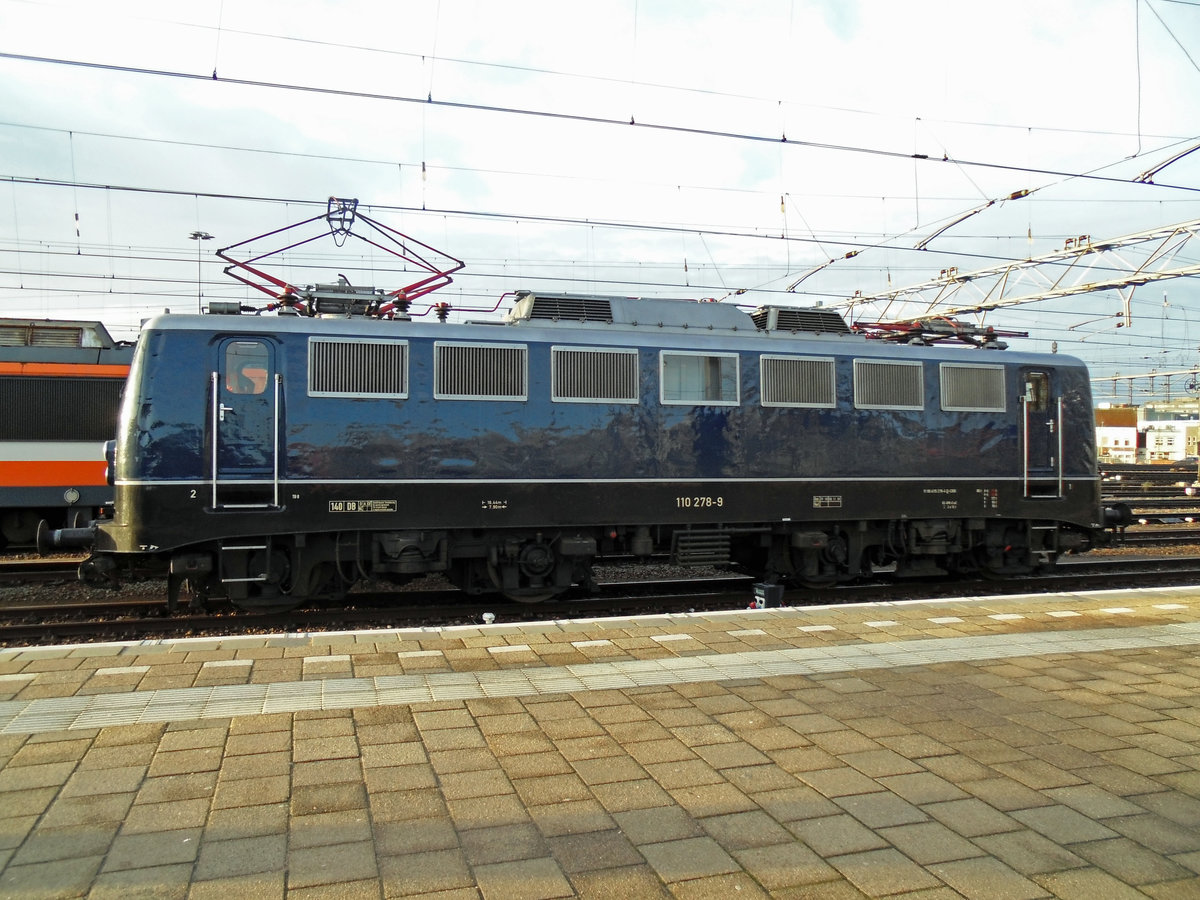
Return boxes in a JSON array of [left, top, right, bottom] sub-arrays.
[[0, 586, 1198, 898]]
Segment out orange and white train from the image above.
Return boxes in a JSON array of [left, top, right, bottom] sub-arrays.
[[0, 319, 133, 549]]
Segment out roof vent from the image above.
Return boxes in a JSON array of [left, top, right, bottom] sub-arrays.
[[751, 306, 851, 334], [511, 292, 614, 323], [506, 292, 755, 331], [0, 321, 97, 348]]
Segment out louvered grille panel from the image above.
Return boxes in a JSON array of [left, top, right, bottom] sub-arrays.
[[308, 339, 407, 397], [435, 343, 528, 400], [750, 306, 851, 333], [552, 347, 638, 402], [527, 296, 614, 322], [853, 359, 924, 410], [761, 356, 836, 407], [0, 377, 123, 440], [0, 325, 85, 347], [940, 363, 1006, 411]]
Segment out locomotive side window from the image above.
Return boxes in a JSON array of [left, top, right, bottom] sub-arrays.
[[1024, 371, 1050, 412], [660, 351, 739, 406], [940, 363, 1006, 412], [224, 341, 269, 395], [551, 346, 639, 403], [434, 342, 528, 400], [760, 355, 836, 408], [853, 359, 923, 410], [308, 338, 408, 398]]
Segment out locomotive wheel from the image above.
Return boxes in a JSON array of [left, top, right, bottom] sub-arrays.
[[1, 509, 40, 546], [502, 587, 561, 604], [976, 527, 1034, 579], [488, 561, 564, 603], [975, 551, 1034, 579], [232, 595, 304, 613], [793, 574, 839, 590], [483, 541, 569, 603], [789, 535, 848, 588], [229, 549, 305, 612]]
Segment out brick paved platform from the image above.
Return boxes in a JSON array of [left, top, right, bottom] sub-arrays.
[[0, 585, 1198, 898]]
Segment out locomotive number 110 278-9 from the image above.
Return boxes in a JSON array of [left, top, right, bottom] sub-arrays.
[[676, 495, 724, 509]]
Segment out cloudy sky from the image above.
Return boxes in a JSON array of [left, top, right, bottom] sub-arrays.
[[2, 0, 1200, 399]]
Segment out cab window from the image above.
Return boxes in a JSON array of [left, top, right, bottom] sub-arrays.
[[225, 341, 269, 395], [1024, 372, 1049, 413]]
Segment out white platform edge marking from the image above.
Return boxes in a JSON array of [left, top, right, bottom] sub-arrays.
[[2, 584, 1194, 662], [0, 622, 1197, 735]]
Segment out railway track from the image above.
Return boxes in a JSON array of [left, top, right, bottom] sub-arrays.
[[0, 574, 752, 645], [3, 555, 1200, 646], [1117, 527, 1200, 546], [0, 557, 85, 585]]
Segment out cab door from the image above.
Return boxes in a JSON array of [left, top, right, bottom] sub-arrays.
[[1021, 369, 1062, 498], [211, 338, 279, 508]]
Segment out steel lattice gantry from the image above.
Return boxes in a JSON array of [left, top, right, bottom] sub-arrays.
[[833, 218, 1200, 326]]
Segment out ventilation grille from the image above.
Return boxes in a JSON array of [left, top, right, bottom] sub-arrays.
[[552, 347, 639, 403], [940, 363, 1006, 412], [761, 356, 836, 407], [525, 296, 614, 322], [672, 530, 733, 566], [0, 377, 123, 441], [309, 338, 408, 397], [752, 307, 851, 334], [854, 359, 924, 410], [0, 324, 86, 347], [435, 343, 528, 400]]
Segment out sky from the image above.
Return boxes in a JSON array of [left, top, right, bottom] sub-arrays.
[[2, 0, 1200, 403]]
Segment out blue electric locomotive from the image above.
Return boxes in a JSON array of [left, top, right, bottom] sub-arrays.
[[53, 286, 1119, 610]]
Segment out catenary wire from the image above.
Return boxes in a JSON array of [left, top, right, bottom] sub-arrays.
[[1, 51, 1199, 196]]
